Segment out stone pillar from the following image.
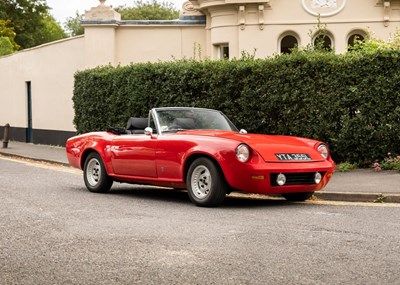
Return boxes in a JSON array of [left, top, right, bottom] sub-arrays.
[[82, 0, 121, 68]]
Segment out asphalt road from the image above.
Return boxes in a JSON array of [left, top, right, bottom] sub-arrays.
[[1, 157, 400, 285]]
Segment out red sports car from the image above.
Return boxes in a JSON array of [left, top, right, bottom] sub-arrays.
[[66, 107, 335, 207]]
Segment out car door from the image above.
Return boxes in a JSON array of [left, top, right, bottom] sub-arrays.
[[110, 134, 157, 177], [154, 134, 197, 180]]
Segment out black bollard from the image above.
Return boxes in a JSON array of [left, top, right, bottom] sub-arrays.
[[2, 123, 10, 148]]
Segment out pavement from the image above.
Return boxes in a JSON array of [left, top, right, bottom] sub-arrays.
[[1, 141, 400, 203]]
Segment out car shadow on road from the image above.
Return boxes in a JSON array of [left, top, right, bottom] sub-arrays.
[[98, 184, 298, 208], [109, 185, 191, 205], [223, 195, 293, 208]]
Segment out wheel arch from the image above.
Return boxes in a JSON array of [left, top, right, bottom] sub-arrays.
[[80, 148, 97, 169], [183, 153, 230, 189], [81, 146, 114, 176]]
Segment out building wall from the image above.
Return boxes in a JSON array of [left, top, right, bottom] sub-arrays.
[[115, 25, 207, 64], [0, 36, 85, 130], [84, 24, 118, 67], [198, 0, 400, 58], [1, 0, 399, 145], [0, 37, 85, 144]]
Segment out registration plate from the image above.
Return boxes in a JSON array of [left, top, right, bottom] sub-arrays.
[[275, 153, 312, 161]]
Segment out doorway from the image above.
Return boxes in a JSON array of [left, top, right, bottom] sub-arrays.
[[26, 81, 32, 143]]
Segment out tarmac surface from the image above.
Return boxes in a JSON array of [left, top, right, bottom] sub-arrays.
[[1, 141, 400, 203]]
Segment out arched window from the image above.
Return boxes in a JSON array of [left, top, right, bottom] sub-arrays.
[[314, 33, 333, 51], [348, 33, 365, 47], [280, 35, 298, 54]]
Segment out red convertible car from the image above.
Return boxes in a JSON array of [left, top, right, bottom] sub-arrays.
[[66, 107, 335, 207]]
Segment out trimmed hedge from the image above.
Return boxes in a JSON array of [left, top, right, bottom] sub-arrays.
[[73, 50, 400, 164]]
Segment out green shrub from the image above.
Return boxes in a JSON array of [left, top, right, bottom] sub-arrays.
[[338, 162, 358, 172], [73, 49, 400, 165], [375, 153, 400, 171]]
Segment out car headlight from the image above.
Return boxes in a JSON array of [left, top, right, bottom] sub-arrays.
[[236, 144, 250, 162], [318, 144, 329, 159]]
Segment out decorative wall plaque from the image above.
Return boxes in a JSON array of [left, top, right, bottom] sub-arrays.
[[302, 0, 346, 17]]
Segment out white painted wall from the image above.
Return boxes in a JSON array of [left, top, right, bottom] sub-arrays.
[[0, 36, 85, 131]]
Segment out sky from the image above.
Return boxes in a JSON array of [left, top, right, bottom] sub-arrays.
[[46, 0, 186, 24]]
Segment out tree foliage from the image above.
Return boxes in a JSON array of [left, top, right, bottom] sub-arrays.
[[37, 14, 66, 43], [116, 0, 180, 20], [0, 19, 19, 54], [348, 29, 400, 52], [0, 0, 66, 49], [64, 11, 84, 37], [0, 36, 14, 55]]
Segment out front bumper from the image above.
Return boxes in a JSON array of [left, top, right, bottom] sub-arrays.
[[222, 160, 335, 195]]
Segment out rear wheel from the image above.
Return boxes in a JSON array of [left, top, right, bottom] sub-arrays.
[[281, 192, 314, 201], [83, 152, 113, 193], [186, 157, 227, 207]]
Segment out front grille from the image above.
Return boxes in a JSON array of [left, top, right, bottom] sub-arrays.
[[270, 172, 325, 186]]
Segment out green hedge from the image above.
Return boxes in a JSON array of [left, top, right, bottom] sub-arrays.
[[73, 50, 400, 164]]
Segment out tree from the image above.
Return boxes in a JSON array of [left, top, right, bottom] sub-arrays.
[[116, 0, 180, 20], [0, 0, 66, 49], [64, 11, 84, 37], [38, 14, 67, 43], [0, 19, 19, 53], [0, 37, 14, 56]]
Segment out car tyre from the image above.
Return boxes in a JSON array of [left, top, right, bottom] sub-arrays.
[[186, 157, 227, 207], [281, 192, 314, 201], [83, 152, 113, 193]]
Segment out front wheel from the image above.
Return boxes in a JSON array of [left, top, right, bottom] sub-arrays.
[[281, 192, 314, 201], [186, 157, 227, 207], [83, 152, 113, 193]]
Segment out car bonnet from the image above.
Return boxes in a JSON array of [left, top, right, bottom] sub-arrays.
[[211, 131, 325, 162]]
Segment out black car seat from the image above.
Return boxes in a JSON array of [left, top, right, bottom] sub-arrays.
[[126, 117, 148, 134]]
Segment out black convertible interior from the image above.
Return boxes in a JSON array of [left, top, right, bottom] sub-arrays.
[[107, 116, 197, 135], [107, 117, 147, 135], [171, 118, 195, 129], [126, 117, 148, 134]]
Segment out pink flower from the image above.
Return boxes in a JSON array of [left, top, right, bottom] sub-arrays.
[[374, 162, 382, 172], [388, 152, 392, 156], [397, 156, 400, 160]]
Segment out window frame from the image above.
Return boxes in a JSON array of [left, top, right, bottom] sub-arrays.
[[313, 31, 334, 51], [214, 43, 230, 60], [278, 32, 300, 54]]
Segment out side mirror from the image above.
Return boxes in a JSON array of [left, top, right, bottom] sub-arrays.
[[239, 129, 247, 134], [144, 127, 153, 136]]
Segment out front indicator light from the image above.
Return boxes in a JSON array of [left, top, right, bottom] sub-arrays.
[[276, 173, 286, 186], [251, 175, 265, 180], [314, 172, 322, 184]]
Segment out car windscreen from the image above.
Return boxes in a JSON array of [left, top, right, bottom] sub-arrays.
[[156, 109, 238, 133]]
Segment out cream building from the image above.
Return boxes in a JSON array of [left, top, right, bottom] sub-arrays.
[[1, 0, 399, 145]]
